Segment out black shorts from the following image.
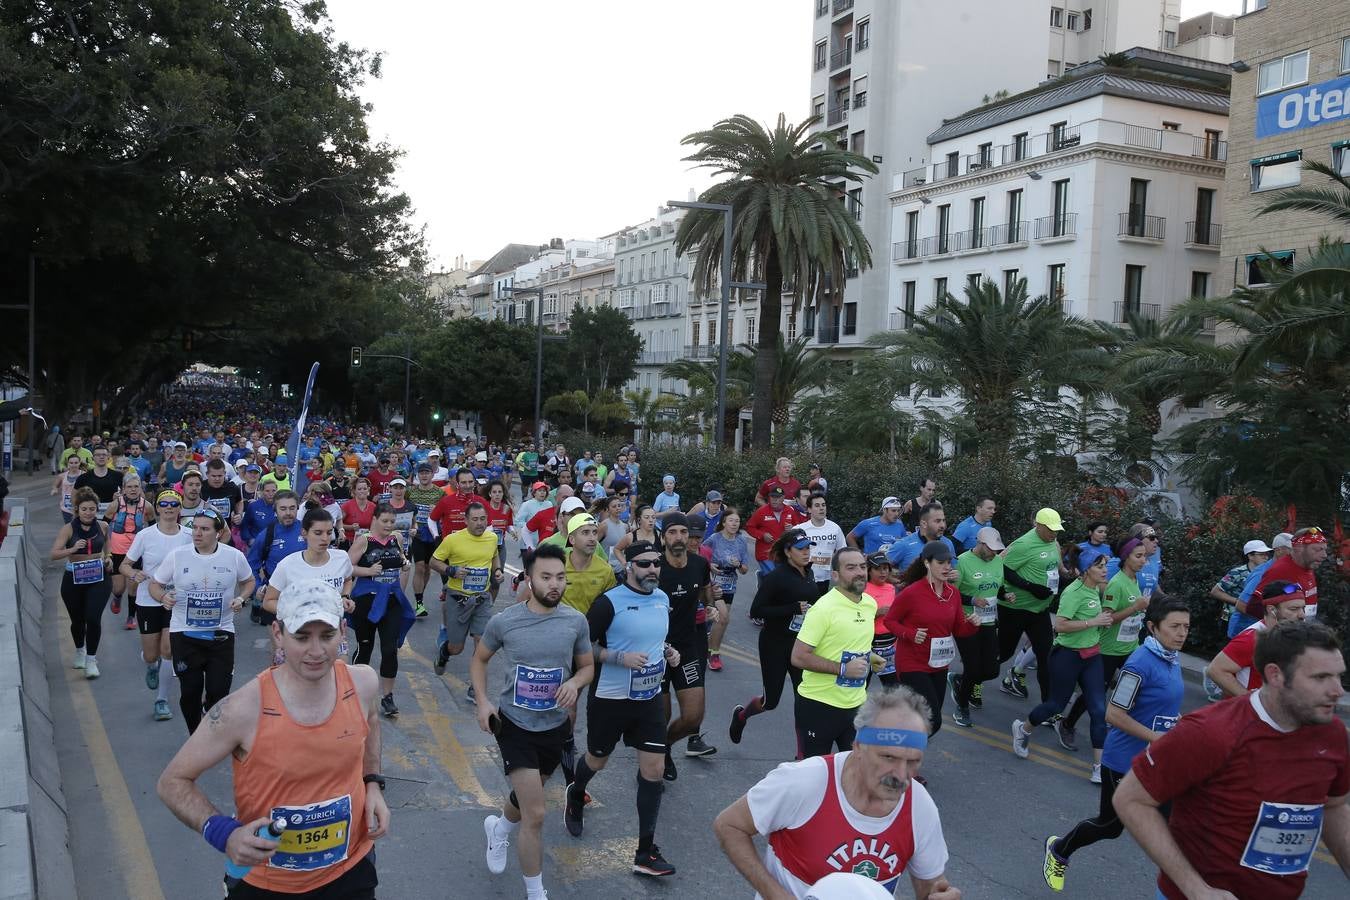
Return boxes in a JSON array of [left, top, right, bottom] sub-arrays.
[[411, 538, 436, 563], [663, 653, 706, 692], [111, 553, 127, 573], [226, 851, 376, 899], [495, 716, 568, 777], [170, 630, 235, 672], [136, 604, 171, 635], [585, 695, 667, 757]]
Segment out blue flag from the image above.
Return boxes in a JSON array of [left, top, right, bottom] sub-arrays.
[[285, 363, 320, 473]]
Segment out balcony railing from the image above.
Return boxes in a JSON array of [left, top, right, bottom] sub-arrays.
[[987, 220, 1030, 246], [830, 47, 851, 70], [638, 350, 681, 366], [814, 56, 827, 72], [1194, 136, 1228, 161], [888, 310, 916, 331], [833, 0, 854, 13], [816, 325, 841, 344], [892, 237, 928, 262], [624, 301, 685, 321], [1034, 213, 1077, 240], [1186, 221, 1222, 246], [1118, 212, 1166, 240], [827, 105, 848, 126], [1114, 301, 1162, 323], [684, 344, 718, 360]]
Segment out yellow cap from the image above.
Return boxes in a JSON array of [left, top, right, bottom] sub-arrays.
[[566, 514, 598, 538], [1034, 507, 1064, 531]]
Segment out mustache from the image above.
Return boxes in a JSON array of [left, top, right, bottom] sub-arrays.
[[880, 775, 905, 791]]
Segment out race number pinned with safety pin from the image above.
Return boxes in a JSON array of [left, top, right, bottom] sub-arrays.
[[1240, 801, 1323, 875]]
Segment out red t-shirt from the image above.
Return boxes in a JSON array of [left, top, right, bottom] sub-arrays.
[[1254, 556, 1319, 618], [429, 492, 474, 537], [1217, 621, 1266, 691], [340, 499, 376, 542], [366, 469, 397, 498], [744, 504, 805, 562], [1132, 693, 1349, 900], [884, 579, 977, 673], [759, 476, 802, 503], [485, 502, 514, 547], [526, 506, 558, 542]]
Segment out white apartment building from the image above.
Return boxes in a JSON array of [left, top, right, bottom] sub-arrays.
[[613, 207, 689, 396], [888, 50, 1230, 331]]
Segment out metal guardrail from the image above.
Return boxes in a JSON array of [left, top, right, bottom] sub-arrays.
[[1114, 301, 1162, 322], [1186, 221, 1222, 245], [1119, 212, 1166, 240]]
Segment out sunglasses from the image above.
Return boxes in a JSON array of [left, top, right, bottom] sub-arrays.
[[630, 559, 661, 569], [157, 501, 181, 508], [1143, 533, 1158, 540]]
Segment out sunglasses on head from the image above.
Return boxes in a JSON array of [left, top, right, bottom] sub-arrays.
[[630, 559, 661, 569]]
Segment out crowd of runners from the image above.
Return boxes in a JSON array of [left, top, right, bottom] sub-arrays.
[[36, 386, 1349, 899]]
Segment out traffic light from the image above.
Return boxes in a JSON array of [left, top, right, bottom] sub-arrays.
[[350, 346, 362, 367], [432, 411, 441, 422]]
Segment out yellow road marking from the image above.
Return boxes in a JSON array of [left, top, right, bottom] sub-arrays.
[[969, 721, 1091, 769], [946, 724, 1090, 779], [401, 646, 497, 808], [714, 644, 760, 667], [59, 606, 167, 900]]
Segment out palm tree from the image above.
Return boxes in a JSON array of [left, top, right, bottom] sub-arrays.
[[1253, 160, 1350, 298], [675, 114, 877, 448], [766, 334, 832, 434], [624, 388, 678, 447], [543, 388, 628, 434]]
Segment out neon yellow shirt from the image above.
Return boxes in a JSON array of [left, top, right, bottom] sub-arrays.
[[432, 529, 498, 594], [796, 588, 877, 710], [561, 551, 617, 615]]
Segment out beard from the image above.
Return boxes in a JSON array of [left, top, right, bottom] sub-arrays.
[[638, 574, 659, 592], [533, 590, 562, 608]]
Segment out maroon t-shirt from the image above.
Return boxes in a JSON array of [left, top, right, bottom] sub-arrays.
[[759, 476, 801, 502], [1253, 556, 1319, 618], [1132, 692, 1349, 900]]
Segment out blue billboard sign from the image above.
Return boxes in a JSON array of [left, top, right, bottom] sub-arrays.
[[1255, 74, 1350, 138]]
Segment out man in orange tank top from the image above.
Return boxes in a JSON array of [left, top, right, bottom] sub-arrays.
[[157, 580, 391, 898]]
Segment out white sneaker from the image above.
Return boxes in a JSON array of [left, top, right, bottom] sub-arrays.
[[484, 814, 509, 875], [72, 648, 86, 669], [1090, 763, 1102, 784], [1011, 719, 1030, 759], [84, 657, 100, 679]]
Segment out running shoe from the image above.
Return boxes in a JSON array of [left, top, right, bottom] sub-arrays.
[[153, 699, 172, 721], [1042, 712, 1064, 728], [1001, 672, 1028, 699], [708, 653, 723, 672], [111, 596, 121, 615], [946, 671, 962, 708], [749, 617, 764, 627], [729, 705, 747, 745], [1042, 836, 1067, 892], [1011, 719, 1030, 759], [1015, 669, 1029, 691], [952, 706, 973, 728], [685, 734, 717, 757], [970, 682, 983, 708], [415, 600, 428, 618], [72, 648, 86, 670], [380, 693, 399, 718], [145, 663, 158, 691], [434, 641, 451, 676], [483, 815, 509, 875], [563, 783, 584, 837], [1090, 763, 1102, 785], [633, 845, 675, 877], [123, 617, 136, 630], [1056, 721, 1078, 752], [663, 751, 678, 782], [465, 684, 477, 706], [85, 658, 100, 679]]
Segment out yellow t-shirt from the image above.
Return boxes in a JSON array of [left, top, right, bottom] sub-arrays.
[[796, 588, 878, 710], [432, 529, 499, 594], [562, 551, 617, 615]]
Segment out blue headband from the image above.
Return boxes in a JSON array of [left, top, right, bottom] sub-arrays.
[[856, 727, 928, 749]]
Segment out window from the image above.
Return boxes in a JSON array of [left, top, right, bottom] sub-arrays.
[[1335, 142, 1350, 177], [1051, 121, 1070, 148], [1003, 268, 1021, 295], [850, 131, 865, 155], [1194, 187, 1215, 242], [1067, 12, 1079, 31], [1258, 50, 1309, 95], [844, 303, 858, 336], [1083, 9, 1092, 30], [804, 307, 816, 337], [1050, 7, 1063, 27], [707, 319, 716, 346], [1190, 271, 1210, 299], [691, 321, 700, 346], [1012, 132, 1028, 161], [746, 316, 756, 345], [1251, 151, 1302, 191], [1203, 129, 1223, 160], [786, 314, 797, 342], [1052, 178, 1071, 234], [945, 151, 959, 177], [1246, 250, 1294, 286], [1343, 37, 1350, 73], [1047, 263, 1066, 305], [934, 277, 948, 301], [1048, 59, 1062, 77], [1163, 30, 1176, 49], [813, 96, 825, 119], [1127, 178, 1149, 235], [966, 273, 982, 292], [970, 196, 985, 248], [847, 187, 862, 220], [814, 41, 828, 71], [1007, 188, 1023, 241], [902, 281, 916, 329], [905, 210, 920, 258], [976, 142, 993, 168], [936, 204, 951, 253], [1162, 121, 1181, 131], [857, 18, 870, 51], [1123, 265, 1145, 306], [853, 89, 867, 108]]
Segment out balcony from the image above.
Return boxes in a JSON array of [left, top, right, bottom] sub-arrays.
[[814, 55, 827, 72], [1185, 221, 1222, 247], [467, 273, 493, 297], [830, 46, 851, 70], [815, 1, 829, 16], [827, 104, 848, 126], [987, 220, 1030, 246], [888, 310, 916, 331], [1114, 301, 1162, 323], [684, 344, 718, 360], [1194, 136, 1227, 161], [1118, 211, 1166, 242], [816, 325, 841, 344], [638, 349, 681, 366], [833, 0, 854, 13], [892, 237, 928, 263], [626, 301, 685, 320], [1034, 213, 1077, 241]]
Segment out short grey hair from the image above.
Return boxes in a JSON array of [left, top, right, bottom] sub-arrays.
[[853, 685, 932, 735]]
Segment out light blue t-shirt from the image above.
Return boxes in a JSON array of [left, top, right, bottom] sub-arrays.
[[652, 491, 681, 529], [589, 584, 671, 701], [1101, 643, 1183, 773], [849, 515, 907, 554], [950, 515, 987, 553], [886, 533, 955, 570]]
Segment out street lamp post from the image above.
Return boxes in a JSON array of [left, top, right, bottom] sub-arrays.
[[666, 202, 766, 448], [503, 285, 546, 448]]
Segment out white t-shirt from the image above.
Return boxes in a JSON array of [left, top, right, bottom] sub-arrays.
[[746, 751, 948, 899], [267, 548, 353, 597], [153, 543, 254, 634], [124, 524, 192, 606], [800, 519, 848, 583]]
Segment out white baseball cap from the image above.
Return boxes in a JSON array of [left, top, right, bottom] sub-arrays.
[[276, 579, 343, 631], [1243, 539, 1273, 555], [881, 496, 904, 510], [1272, 532, 1294, 549], [559, 496, 586, 514], [977, 526, 1006, 552]]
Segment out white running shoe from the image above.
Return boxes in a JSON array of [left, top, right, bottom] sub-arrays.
[[1090, 763, 1102, 784], [483, 814, 509, 875], [1011, 719, 1030, 759], [72, 648, 86, 669], [84, 657, 100, 679]]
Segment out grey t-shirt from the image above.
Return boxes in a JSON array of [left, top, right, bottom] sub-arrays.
[[481, 601, 591, 731]]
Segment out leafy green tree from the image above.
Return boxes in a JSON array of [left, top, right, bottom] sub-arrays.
[[544, 388, 628, 434], [625, 388, 678, 446], [675, 114, 876, 448], [563, 306, 642, 393], [790, 352, 914, 457]]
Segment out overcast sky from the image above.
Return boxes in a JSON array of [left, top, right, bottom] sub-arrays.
[[322, 0, 1245, 270]]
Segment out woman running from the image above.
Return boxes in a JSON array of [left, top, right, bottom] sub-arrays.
[[261, 507, 355, 613], [50, 487, 113, 678], [105, 473, 150, 629], [1012, 545, 1115, 782], [51, 453, 83, 523], [1042, 597, 1189, 893], [729, 528, 816, 745], [864, 552, 899, 687], [702, 507, 752, 672], [348, 502, 415, 719], [341, 476, 376, 548], [613, 504, 662, 565], [594, 495, 625, 572], [120, 490, 192, 720], [385, 477, 416, 594], [483, 480, 515, 592]]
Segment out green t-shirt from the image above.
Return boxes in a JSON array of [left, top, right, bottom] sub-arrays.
[[1001, 529, 1062, 613], [516, 451, 539, 478], [956, 550, 1004, 626], [1100, 570, 1145, 657], [1053, 580, 1105, 650], [796, 588, 877, 710]]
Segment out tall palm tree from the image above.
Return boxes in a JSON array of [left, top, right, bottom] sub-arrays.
[[675, 114, 877, 448], [543, 388, 628, 434], [1253, 160, 1350, 299], [624, 387, 678, 447]]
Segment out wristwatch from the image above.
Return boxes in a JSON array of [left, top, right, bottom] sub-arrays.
[[363, 773, 387, 791]]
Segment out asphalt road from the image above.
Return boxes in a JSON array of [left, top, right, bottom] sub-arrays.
[[9, 472, 1344, 899]]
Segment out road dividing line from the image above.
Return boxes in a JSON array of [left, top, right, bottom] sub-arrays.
[[401, 646, 497, 808]]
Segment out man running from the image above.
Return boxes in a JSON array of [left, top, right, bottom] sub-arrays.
[[406, 463, 449, 616], [1206, 580, 1308, 698], [847, 496, 908, 555], [886, 503, 954, 571], [565, 540, 682, 877], [1114, 620, 1349, 900], [473, 544, 594, 900], [121, 489, 192, 721], [998, 508, 1067, 702], [746, 487, 804, 575], [754, 458, 800, 508], [431, 501, 502, 686], [1252, 526, 1328, 620], [75, 445, 123, 515], [899, 477, 938, 533], [157, 580, 389, 898], [800, 494, 848, 596], [713, 686, 959, 899], [246, 489, 304, 625], [949, 497, 996, 554]]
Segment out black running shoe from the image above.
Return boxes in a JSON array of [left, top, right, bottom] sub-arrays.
[[380, 693, 399, 718], [563, 782, 584, 837], [663, 751, 677, 782], [434, 641, 450, 676], [685, 734, 717, 757], [633, 845, 675, 877], [729, 705, 747, 745]]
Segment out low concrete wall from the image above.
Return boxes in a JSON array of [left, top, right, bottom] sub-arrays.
[[0, 502, 77, 899]]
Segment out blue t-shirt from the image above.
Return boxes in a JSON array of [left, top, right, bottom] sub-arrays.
[[950, 516, 986, 553], [1238, 558, 1274, 604], [1101, 643, 1184, 773], [850, 515, 907, 554], [589, 584, 672, 701], [240, 498, 276, 544], [1105, 549, 1162, 595], [126, 456, 153, 482], [689, 508, 723, 535], [886, 533, 955, 570], [652, 491, 681, 525]]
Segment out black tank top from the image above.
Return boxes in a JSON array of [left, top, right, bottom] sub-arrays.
[[358, 535, 406, 572], [67, 517, 105, 554]]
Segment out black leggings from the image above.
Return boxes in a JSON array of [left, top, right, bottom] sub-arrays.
[[1056, 765, 1126, 858], [61, 571, 112, 655], [955, 625, 1000, 708], [897, 670, 946, 736], [794, 694, 857, 758], [758, 630, 803, 712], [351, 594, 401, 680], [1065, 652, 1127, 730], [998, 606, 1053, 701], [170, 632, 235, 734]]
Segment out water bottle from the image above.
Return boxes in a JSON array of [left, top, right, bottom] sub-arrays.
[[225, 817, 287, 879]]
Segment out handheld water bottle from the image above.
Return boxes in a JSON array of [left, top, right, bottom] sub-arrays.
[[224, 817, 287, 879]]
